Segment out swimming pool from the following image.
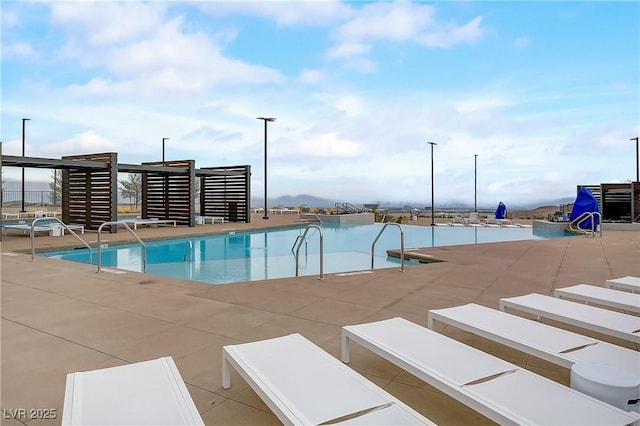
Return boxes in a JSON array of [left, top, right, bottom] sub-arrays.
[[42, 223, 546, 285]]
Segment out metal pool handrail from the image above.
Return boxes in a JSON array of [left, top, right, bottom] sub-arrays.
[[97, 221, 147, 273], [184, 240, 193, 262], [291, 230, 307, 253], [371, 222, 405, 272], [30, 217, 92, 262], [569, 212, 602, 238], [294, 224, 323, 279], [311, 211, 323, 224]]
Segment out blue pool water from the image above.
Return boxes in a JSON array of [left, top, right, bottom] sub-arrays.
[[42, 224, 545, 284]]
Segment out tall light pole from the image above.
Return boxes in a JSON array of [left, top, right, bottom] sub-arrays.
[[428, 141, 437, 226], [632, 137, 639, 182], [21, 118, 30, 213], [474, 154, 478, 212], [162, 137, 170, 166], [257, 117, 276, 220]]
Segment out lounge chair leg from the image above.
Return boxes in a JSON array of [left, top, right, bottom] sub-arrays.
[[222, 354, 231, 389], [427, 315, 435, 329], [341, 332, 351, 363]]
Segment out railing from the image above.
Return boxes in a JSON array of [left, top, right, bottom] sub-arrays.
[[298, 211, 324, 225], [311, 211, 323, 224], [371, 222, 405, 272], [97, 221, 147, 273], [30, 217, 92, 262], [569, 212, 602, 237], [291, 231, 307, 254], [293, 224, 324, 279], [335, 202, 362, 214], [2, 190, 57, 207]]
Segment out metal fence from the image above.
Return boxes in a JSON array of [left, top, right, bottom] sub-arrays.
[[1, 190, 58, 207]]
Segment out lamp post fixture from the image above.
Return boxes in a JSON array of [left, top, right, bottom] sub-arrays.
[[428, 141, 437, 226], [21, 118, 30, 213], [632, 137, 639, 182], [474, 154, 478, 212], [257, 117, 276, 220], [162, 137, 170, 166]]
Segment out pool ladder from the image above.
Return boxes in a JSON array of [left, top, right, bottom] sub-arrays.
[[97, 221, 147, 273], [371, 222, 405, 272], [184, 241, 193, 261], [569, 212, 602, 237], [293, 224, 324, 279], [30, 217, 92, 263]]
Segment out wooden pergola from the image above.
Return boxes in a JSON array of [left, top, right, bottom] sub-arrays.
[[1, 147, 253, 233]]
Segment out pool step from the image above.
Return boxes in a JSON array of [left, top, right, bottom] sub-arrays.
[[386, 249, 443, 264]]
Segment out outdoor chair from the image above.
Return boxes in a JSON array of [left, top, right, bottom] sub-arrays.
[[62, 356, 203, 425], [341, 317, 640, 425], [554, 284, 640, 314], [427, 303, 640, 374], [499, 293, 640, 344], [222, 333, 435, 425]]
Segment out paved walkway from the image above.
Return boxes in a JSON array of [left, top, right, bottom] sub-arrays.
[[1, 217, 638, 425]]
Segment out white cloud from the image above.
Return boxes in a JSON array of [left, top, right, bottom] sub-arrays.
[[66, 77, 133, 98], [38, 131, 115, 158], [332, 2, 483, 47], [417, 16, 484, 48], [316, 94, 365, 117], [325, 42, 371, 60], [199, 1, 353, 27], [299, 68, 326, 83], [324, 2, 485, 72], [1, 9, 20, 28], [342, 57, 377, 73], [286, 132, 362, 158], [0, 42, 36, 59], [52, 6, 285, 99], [335, 2, 436, 42], [51, 2, 165, 46]]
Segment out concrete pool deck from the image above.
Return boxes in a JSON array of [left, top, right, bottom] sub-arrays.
[[1, 214, 639, 425]]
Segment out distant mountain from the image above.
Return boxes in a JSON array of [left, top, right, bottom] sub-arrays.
[[4, 178, 577, 212]]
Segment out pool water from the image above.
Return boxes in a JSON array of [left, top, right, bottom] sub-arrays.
[[42, 223, 544, 284]]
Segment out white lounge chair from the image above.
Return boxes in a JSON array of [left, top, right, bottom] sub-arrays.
[[197, 216, 225, 224], [1, 212, 20, 219], [121, 218, 177, 230], [464, 212, 485, 227], [3, 224, 55, 236], [222, 333, 435, 425], [606, 276, 640, 293], [3, 223, 84, 236], [499, 293, 640, 344], [427, 303, 640, 374], [342, 317, 640, 425], [59, 223, 85, 235], [62, 356, 203, 426], [554, 284, 640, 314]]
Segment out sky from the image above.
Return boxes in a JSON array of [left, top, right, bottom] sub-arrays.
[[1, 0, 639, 208]]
